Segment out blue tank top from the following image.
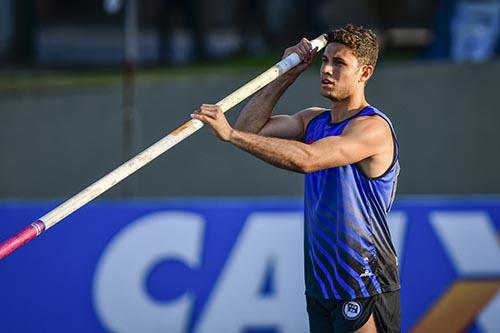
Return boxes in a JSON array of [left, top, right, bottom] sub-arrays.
[[304, 105, 400, 300]]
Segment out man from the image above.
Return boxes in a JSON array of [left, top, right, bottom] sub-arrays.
[[191, 24, 400, 333]]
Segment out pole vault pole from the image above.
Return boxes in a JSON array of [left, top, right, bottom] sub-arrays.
[[0, 34, 328, 260]]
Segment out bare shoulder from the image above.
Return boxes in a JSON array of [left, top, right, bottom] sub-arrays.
[[344, 115, 395, 177], [296, 107, 329, 128], [260, 107, 328, 140], [343, 114, 392, 138]]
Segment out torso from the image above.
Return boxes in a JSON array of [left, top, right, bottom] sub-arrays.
[[301, 107, 394, 178], [302, 105, 401, 300]]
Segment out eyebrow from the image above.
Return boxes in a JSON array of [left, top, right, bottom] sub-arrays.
[[322, 55, 347, 62]]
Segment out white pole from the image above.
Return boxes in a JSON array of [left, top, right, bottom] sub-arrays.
[[0, 34, 328, 260]]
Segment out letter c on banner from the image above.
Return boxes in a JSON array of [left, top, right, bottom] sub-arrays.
[[93, 211, 204, 333]]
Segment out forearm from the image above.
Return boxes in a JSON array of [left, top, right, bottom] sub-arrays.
[[234, 73, 299, 133], [229, 128, 312, 173]]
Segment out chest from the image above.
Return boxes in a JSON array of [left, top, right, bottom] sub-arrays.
[[305, 116, 348, 144]]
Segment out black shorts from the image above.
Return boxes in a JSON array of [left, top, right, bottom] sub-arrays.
[[306, 290, 400, 333]]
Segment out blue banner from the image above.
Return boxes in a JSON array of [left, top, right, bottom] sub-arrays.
[[0, 198, 499, 333]]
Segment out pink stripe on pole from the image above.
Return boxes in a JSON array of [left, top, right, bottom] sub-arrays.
[[0, 221, 46, 260]]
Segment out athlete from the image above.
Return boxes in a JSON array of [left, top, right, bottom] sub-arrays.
[[191, 24, 400, 333]]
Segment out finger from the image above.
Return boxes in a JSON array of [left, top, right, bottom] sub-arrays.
[[198, 108, 219, 119], [190, 113, 212, 123], [305, 47, 318, 64], [200, 104, 222, 114], [300, 47, 313, 62], [200, 103, 215, 110], [201, 104, 221, 110], [304, 45, 317, 61], [300, 38, 312, 49], [300, 38, 312, 52], [289, 39, 306, 61], [296, 46, 309, 60], [282, 47, 293, 59], [190, 112, 203, 121]]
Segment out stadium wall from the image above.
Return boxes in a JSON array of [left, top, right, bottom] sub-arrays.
[[0, 60, 498, 198]]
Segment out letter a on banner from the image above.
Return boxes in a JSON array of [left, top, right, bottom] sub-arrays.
[[196, 212, 308, 333]]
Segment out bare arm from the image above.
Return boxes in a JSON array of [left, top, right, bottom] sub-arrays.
[[257, 107, 327, 141], [229, 116, 390, 173], [234, 76, 298, 134], [192, 106, 393, 175], [234, 38, 318, 135]]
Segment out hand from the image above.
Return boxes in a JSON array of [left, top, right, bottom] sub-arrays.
[[191, 104, 233, 141], [282, 38, 318, 76]]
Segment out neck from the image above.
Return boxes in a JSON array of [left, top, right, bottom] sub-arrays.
[[330, 91, 369, 123]]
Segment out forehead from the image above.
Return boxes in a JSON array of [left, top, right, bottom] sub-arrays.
[[323, 42, 357, 61]]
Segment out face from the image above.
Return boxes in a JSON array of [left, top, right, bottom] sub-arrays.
[[320, 43, 370, 101]]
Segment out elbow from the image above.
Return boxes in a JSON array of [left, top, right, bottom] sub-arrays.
[[295, 151, 342, 173], [234, 122, 261, 134], [293, 156, 318, 174], [291, 148, 323, 173], [233, 123, 245, 132], [299, 163, 319, 174], [233, 118, 248, 132], [297, 166, 311, 174], [233, 121, 246, 132]]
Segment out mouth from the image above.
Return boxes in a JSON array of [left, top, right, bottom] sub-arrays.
[[321, 78, 334, 86]]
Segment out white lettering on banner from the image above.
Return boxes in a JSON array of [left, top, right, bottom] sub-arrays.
[[92, 210, 410, 332], [387, 212, 408, 268], [430, 212, 500, 275], [93, 212, 204, 333], [195, 213, 308, 333]]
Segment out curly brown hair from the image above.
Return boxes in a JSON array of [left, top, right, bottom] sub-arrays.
[[326, 24, 379, 67]]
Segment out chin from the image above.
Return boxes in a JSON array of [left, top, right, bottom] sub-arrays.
[[320, 89, 340, 101]]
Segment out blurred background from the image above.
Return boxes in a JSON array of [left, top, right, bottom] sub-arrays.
[[0, 0, 499, 197], [0, 0, 499, 332]]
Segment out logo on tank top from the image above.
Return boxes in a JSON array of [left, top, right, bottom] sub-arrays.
[[342, 300, 363, 320]]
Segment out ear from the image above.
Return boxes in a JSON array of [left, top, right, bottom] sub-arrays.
[[358, 64, 374, 84]]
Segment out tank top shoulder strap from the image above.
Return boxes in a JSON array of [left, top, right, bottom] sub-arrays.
[[356, 105, 377, 117]]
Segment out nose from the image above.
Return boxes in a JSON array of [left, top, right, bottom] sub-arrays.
[[321, 62, 333, 76]]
